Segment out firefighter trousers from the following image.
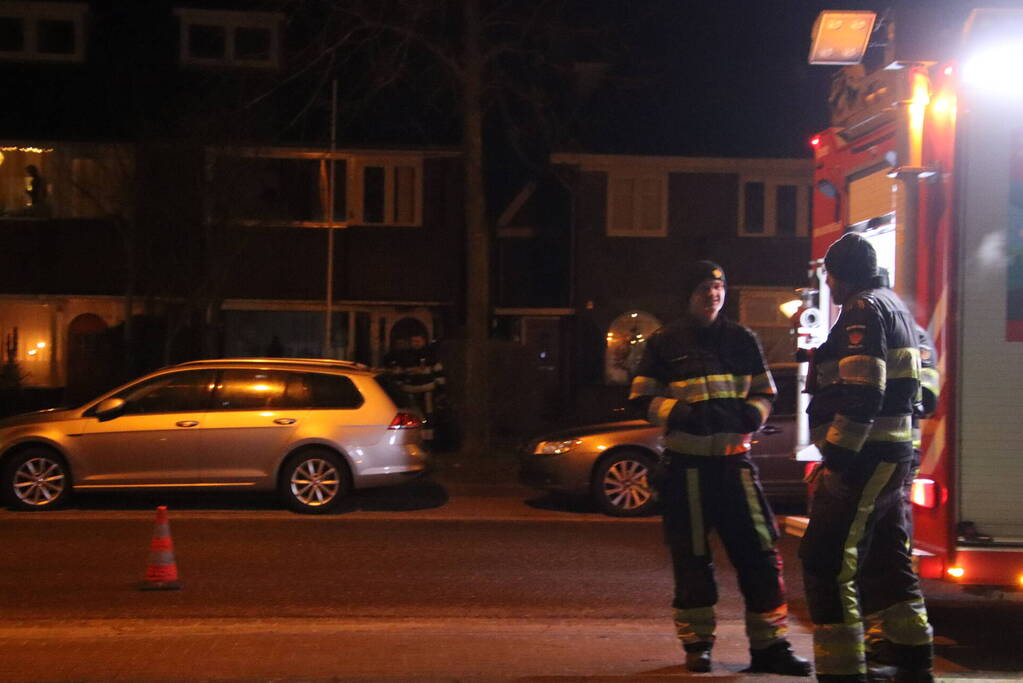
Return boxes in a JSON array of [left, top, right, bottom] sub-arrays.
[[800, 456, 932, 677], [659, 451, 790, 650]]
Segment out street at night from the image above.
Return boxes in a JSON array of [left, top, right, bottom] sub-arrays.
[[1, 465, 1020, 681], [4, 1, 1023, 681]]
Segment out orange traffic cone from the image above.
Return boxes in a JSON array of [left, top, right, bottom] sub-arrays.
[[139, 505, 182, 591]]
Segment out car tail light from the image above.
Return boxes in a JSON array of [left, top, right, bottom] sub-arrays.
[[388, 412, 422, 429]]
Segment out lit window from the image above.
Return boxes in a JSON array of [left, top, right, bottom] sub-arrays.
[[0, 2, 86, 63], [606, 170, 667, 237], [174, 8, 281, 69], [739, 178, 810, 237]]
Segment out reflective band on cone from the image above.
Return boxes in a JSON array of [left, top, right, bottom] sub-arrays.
[[139, 505, 182, 591]]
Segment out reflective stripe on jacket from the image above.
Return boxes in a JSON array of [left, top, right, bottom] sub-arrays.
[[628, 315, 775, 456]]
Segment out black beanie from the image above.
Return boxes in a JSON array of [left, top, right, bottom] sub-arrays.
[[682, 260, 726, 297], [824, 233, 877, 285]]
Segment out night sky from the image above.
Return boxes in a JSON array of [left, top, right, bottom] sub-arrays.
[[571, 0, 886, 159]]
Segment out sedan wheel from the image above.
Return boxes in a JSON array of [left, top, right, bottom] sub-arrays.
[[591, 450, 657, 517], [3, 449, 71, 511], [281, 449, 350, 514]]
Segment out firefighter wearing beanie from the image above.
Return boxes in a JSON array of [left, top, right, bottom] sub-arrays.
[[629, 260, 811, 676], [801, 233, 934, 683]]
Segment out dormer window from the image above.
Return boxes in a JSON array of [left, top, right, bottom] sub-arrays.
[[174, 8, 281, 69]]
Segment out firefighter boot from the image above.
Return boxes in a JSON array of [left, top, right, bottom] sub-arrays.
[[683, 642, 712, 673], [742, 640, 813, 676], [891, 644, 934, 683], [866, 639, 897, 682]]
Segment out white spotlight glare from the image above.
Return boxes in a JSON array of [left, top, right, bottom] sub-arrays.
[[962, 44, 1023, 96]]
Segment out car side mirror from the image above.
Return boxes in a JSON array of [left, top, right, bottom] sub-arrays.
[[94, 398, 126, 421]]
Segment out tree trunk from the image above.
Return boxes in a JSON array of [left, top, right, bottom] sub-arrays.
[[461, 0, 490, 456]]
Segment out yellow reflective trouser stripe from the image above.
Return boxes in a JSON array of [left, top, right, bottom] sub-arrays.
[[686, 468, 706, 556], [747, 604, 789, 650], [665, 431, 751, 456], [839, 355, 886, 390], [740, 468, 773, 552], [747, 396, 771, 424], [628, 375, 663, 400], [674, 606, 716, 645], [920, 367, 940, 397], [750, 371, 777, 396], [827, 414, 871, 452], [649, 396, 677, 426], [814, 622, 866, 675], [813, 462, 898, 675], [839, 462, 896, 619], [886, 346, 921, 380], [864, 600, 933, 646]]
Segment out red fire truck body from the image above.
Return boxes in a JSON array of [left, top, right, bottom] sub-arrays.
[[801, 8, 1023, 589]]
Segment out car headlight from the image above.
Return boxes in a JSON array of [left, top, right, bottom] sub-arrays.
[[534, 439, 582, 455]]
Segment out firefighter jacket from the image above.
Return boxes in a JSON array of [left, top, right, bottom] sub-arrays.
[[628, 314, 776, 456], [808, 286, 920, 471], [384, 346, 445, 395]]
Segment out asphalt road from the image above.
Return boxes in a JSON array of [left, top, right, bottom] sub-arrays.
[[0, 478, 1020, 681]]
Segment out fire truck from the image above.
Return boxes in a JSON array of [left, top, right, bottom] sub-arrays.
[[789, 6, 1023, 591]]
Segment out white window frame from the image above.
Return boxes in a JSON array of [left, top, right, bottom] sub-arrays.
[[174, 8, 281, 70], [0, 2, 87, 63], [605, 169, 667, 237], [348, 156, 424, 227], [738, 177, 810, 238]]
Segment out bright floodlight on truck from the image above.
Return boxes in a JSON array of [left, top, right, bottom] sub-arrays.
[[962, 45, 1023, 96], [808, 11, 877, 65]]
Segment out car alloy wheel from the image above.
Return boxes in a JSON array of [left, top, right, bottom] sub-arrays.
[[3, 449, 71, 511], [281, 448, 350, 514], [592, 450, 657, 517]]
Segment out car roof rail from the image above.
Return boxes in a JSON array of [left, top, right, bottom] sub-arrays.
[[174, 358, 372, 371]]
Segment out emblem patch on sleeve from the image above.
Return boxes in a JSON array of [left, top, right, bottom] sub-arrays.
[[846, 324, 866, 348]]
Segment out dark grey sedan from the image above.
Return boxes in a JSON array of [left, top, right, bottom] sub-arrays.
[[519, 366, 807, 517]]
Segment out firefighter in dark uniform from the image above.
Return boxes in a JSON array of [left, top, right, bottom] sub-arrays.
[[629, 261, 811, 676], [395, 334, 445, 441], [860, 321, 939, 677], [800, 234, 934, 683]]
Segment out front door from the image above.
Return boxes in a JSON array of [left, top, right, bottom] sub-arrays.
[[76, 370, 215, 487]]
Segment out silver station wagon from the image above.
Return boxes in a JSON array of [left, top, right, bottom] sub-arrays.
[[0, 358, 428, 513], [520, 364, 807, 517]]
